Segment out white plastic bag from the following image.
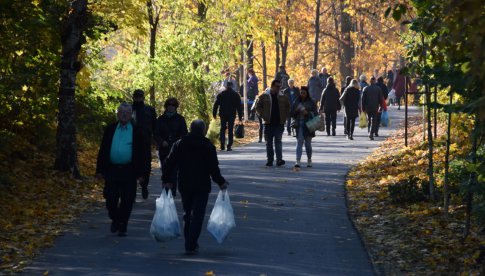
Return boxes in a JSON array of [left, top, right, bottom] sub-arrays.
[[207, 190, 236, 244], [150, 189, 181, 242]]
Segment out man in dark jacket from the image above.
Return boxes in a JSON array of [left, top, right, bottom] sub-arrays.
[[282, 79, 300, 135], [376, 76, 389, 100], [212, 82, 243, 151], [319, 77, 341, 136], [162, 119, 228, 255], [275, 65, 290, 92], [96, 103, 151, 236], [132, 89, 157, 199], [362, 77, 384, 140]]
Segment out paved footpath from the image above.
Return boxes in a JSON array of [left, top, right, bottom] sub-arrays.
[[23, 106, 419, 276]]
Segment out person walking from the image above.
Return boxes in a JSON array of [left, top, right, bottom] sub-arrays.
[[308, 69, 324, 105], [275, 65, 290, 92], [393, 68, 406, 110], [340, 79, 361, 140], [341, 76, 352, 135], [318, 67, 330, 89], [96, 103, 151, 236], [362, 77, 384, 140], [131, 89, 157, 199], [319, 77, 341, 136], [154, 97, 188, 197], [212, 82, 243, 151], [247, 68, 259, 120], [255, 79, 291, 167], [162, 119, 229, 255], [282, 79, 300, 136], [291, 86, 317, 168]]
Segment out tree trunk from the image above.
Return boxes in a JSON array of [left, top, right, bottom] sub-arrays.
[[54, 0, 88, 178], [195, 0, 209, 123], [426, 84, 435, 200], [312, 0, 321, 70], [463, 116, 480, 239], [247, 34, 254, 69], [147, 0, 160, 107], [262, 41, 268, 89], [331, 2, 342, 82], [275, 30, 280, 77], [339, 0, 353, 84], [443, 92, 452, 216]]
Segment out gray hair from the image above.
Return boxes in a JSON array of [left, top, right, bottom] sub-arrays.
[[117, 102, 132, 112], [190, 119, 206, 136], [359, 74, 367, 82]]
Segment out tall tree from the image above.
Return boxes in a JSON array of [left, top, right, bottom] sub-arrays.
[[312, 0, 321, 70], [147, 0, 162, 106], [54, 0, 88, 178]]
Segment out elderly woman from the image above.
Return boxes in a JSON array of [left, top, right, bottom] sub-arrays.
[[307, 69, 324, 104], [291, 86, 318, 168]]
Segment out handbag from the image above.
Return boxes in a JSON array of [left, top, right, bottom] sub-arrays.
[[359, 113, 367, 129], [234, 123, 245, 138], [381, 110, 389, 127], [305, 114, 325, 132]]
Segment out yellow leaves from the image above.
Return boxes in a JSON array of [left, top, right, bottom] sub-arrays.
[[205, 271, 215, 276]]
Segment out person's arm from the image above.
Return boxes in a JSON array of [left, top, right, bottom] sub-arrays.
[[319, 89, 326, 112], [180, 117, 188, 137], [212, 94, 220, 119], [208, 144, 226, 187], [235, 93, 243, 121], [95, 126, 110, 177], [162, 141, 180, 186], [255, 95, 263, 117]]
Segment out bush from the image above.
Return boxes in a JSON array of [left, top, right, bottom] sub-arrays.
[[388, 175, 427, 203], [206, 118, 220, 145]]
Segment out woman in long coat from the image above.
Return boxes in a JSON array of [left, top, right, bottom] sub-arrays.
[[339, 79, 361, 140]]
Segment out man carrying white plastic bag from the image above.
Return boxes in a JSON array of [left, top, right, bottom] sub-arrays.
[[162, 120, 229, 255], [150, 189, 181, 242], [207, 189, 236, 243]]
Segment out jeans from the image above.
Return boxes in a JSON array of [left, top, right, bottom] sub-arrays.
[[346, 117, 357, 136], [264, 124, 284, 163], [220, 117, 235, 148], [296, 120, 312, 161], [181, 192, 209, 251], [286, 118, 292, 135]]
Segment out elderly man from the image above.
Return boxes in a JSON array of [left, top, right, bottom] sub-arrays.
[[96, 103, 151, 236], [362, 77, 385, 140], [162, 119, 228, 255], [282, 79, 300, 135]]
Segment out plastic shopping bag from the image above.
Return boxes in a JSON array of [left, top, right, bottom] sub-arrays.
[[359, 113, 367, 129], [150, 189, 181, 242], [305, 114, 325, 132], [381, 111, 389, 127], [207, 190, 236, 244]]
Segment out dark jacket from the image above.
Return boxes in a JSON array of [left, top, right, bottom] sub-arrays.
[[282, 86, 300, 109], [319, 84, 341, 112], [362, 84, 384, 113], [340, 87, 361, 118], [376, 82, 389, 99], [213, 88, 243, 120], [154, 112, 188, 158], [132, 103, 157, 142], [162, 133, 226, 195], [275, 71, 290, 91], [291, 97, 318, 138], [319, 73, 330, 88], [96, 122, 151, 179], [307, 76, 324, 102]]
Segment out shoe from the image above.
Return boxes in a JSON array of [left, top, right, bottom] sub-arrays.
[[142, 186, 148, 199], [258, 139, 262, 143], [332, 129, 336, 136], [369, 135, 374, 140], [347, 135, 351, 140], [220, 145, 225, 151], [118, 222, 127, 236], [327, 132, 330, 136], [110, 221, 118, 233], [375, 133, 379, 137], [294, 161, 301, 168], [307, 159, 312, 167], [265, 161, 273, 167], [350, 136, 354, 140], [185, 250, 198, 256], [227, 147, 232, 151], [276, 160, 285, 166], [287, 132, 291, 136], [344, 130, 348, 135]]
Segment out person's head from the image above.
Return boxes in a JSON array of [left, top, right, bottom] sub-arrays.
[[279, 65, 285, 72], [370, 77, 377, 84], [190, 119, 206, 136], [345, 76, 352, 86], [117, 103, 133, 125], [226, 81, 234, 89], [311, 69, 318, 76], [270, 79, 281, 94], [377, 76, 384, 83], [133, 89, 145, 104], [327, 77, 335, 87], [300, 86, 309, 100], [288, 79, 295, 88], [248, 68, 255, 75], [164, 97, 179, 113], [359, 74, 367, 82], [225, 72, 231, 78], [320, 67, 327, 74], [350, 79, 360, 90]]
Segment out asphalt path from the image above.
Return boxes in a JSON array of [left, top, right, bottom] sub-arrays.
[[23, 106, 419, 276]]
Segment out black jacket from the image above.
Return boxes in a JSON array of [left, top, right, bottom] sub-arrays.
[[340, 87, 361, 118], [213, 88, 243, 120], [362, 84, 384, 113], [154, 112, 188, 158], [96, 122, 151, 178], [319, 84, 341, 112], [376, 82, 389, 99], [162, 133, 226, 195], [132, 103, 157, 142]]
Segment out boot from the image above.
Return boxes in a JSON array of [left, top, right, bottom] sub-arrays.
[[307, 159, 312, 167]]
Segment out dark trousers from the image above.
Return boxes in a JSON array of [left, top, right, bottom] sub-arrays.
[[346, 117, 357, 136], [286, 118, 292, 135], [366, 111, 379, 136], [257, 115, 264, 142], [220, 117, 235, 149], [325, 111, 337, 134], [181, 192, 209, 251], [343, 115, 348, 133], [103, 166, 137, 231], [264, 124, 284, 163], [376, 112, 382, 135]]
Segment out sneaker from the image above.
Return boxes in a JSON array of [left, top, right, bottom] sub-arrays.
[[374, 133, 379, 137], [349, 136, 354, 140], [220, 145, 225, 151], [265, 161, 273, 167], [369, 135, 374, 140], [332, 130, 336, 136], [142, 186, 149, 199], [227, 147, 233, 151], [307, 159, 312, 167], [294, 161, 301, 168], [276, 160, 285, 166]]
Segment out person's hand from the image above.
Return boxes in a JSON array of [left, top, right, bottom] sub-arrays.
[[220, 181, 229, 190], [162, 141, 168, 148], [163, 182, 173, 189]]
